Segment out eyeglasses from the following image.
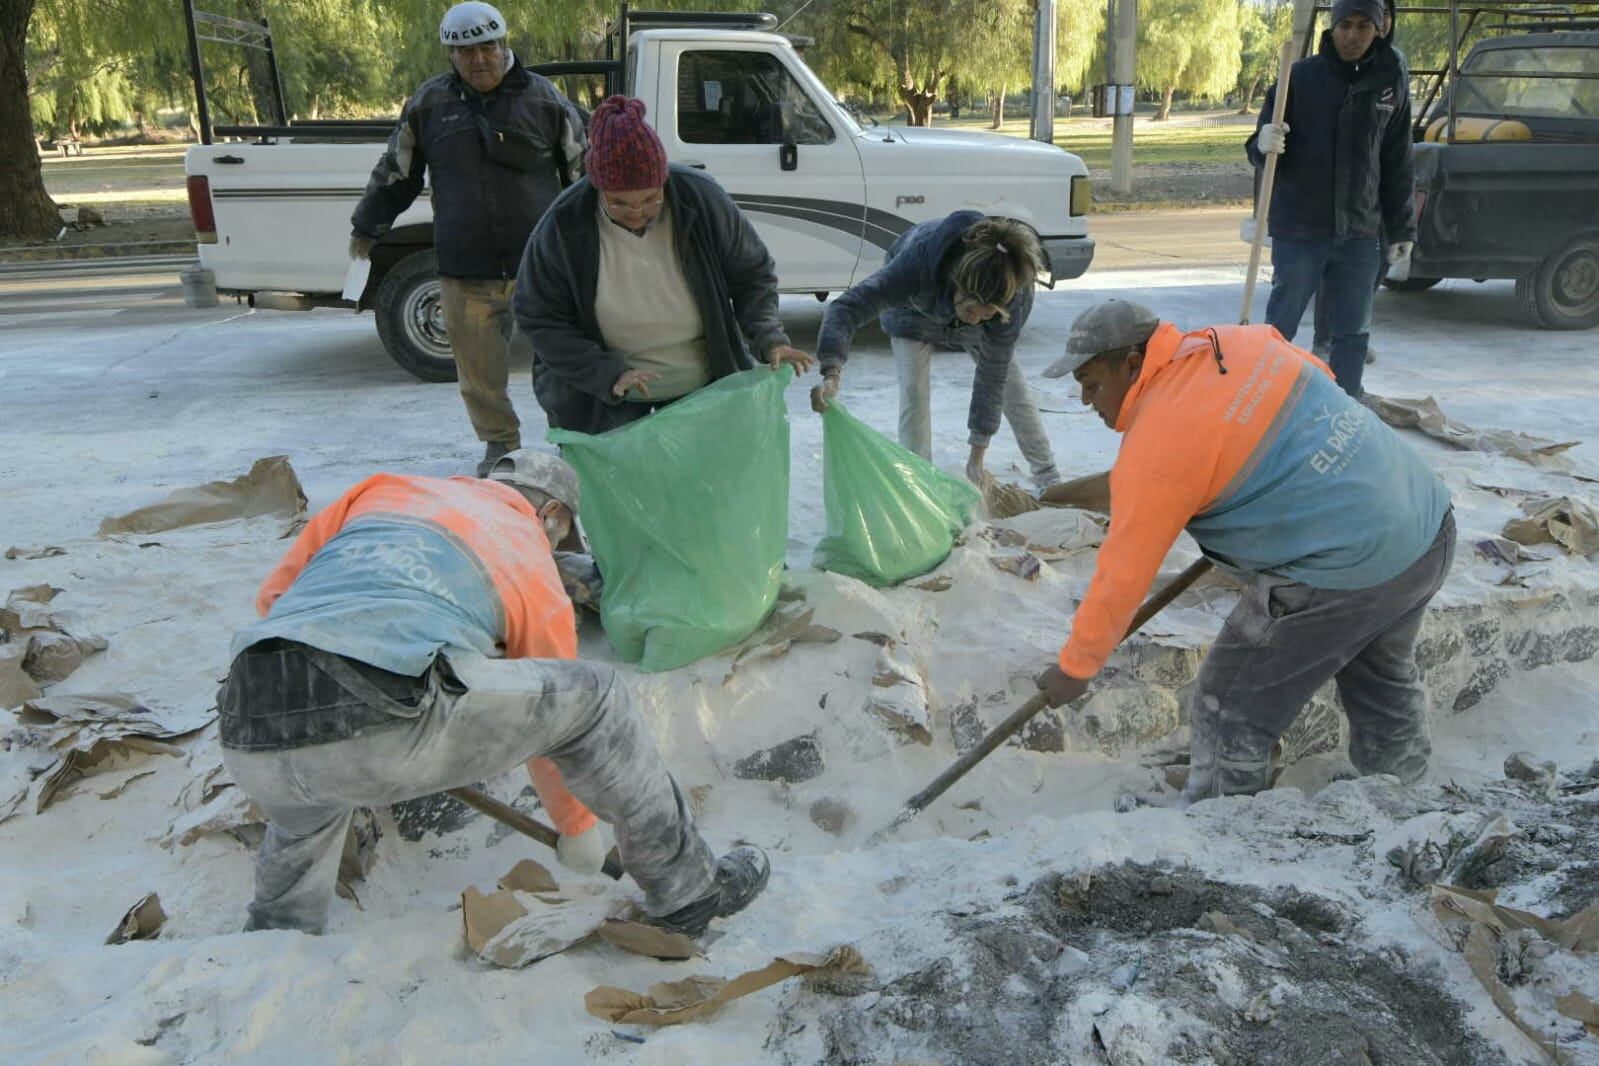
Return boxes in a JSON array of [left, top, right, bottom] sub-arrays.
[[602, 196, 665, 216]]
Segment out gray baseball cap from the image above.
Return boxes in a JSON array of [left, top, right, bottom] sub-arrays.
[[1043, 299, 1161, 378], [488, 448, 581, 514]]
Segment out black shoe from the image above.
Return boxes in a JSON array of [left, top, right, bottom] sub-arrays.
[[475, 441, 516, 478], [654, 845, 770, 937]]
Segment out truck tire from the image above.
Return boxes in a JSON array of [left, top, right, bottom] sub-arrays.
[[1517, 238, 1599, 330], [1380, 275, 1441, 293], [374, 249, 457, 382]]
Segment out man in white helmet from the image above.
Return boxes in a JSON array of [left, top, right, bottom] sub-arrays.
[[352, 3, 588, 477], [218, 449, 768, 937]]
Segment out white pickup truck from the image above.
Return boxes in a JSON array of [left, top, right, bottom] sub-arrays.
[[183, 12, 1095, 381]]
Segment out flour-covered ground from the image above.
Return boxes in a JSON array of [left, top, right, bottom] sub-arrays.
[[2, 268, 1598, 1064]]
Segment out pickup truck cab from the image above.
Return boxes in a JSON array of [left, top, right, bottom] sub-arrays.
[[184, 14, 1094, 380], [1392, 29, 1599, 329]]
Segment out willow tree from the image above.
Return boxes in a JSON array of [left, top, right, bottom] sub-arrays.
[[1139, 0, 1243, 120], [1236, 0, 1293, 114], [6, 0, 178, 238], [788, 0, 1036, 126]]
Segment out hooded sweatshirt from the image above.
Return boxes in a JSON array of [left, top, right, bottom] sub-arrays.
[[1058, 324, 1449, 679]]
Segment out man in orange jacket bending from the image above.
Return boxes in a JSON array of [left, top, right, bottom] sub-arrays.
[[218, 450, 766, 935], [1036, 300, 1454, 801]]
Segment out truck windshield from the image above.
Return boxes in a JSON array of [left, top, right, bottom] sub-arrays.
[[1458, 46, 1599, 118]]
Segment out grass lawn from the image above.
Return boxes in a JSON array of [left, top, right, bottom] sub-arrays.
[[936, 114, 1250, 168], [41, 144, 188, 199]]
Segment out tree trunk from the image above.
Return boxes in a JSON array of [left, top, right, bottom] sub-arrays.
[[0, 0, 59, 239], [990, 83, 1006, 128], [898, 83, 938, 127], [1238, 76, 1260, 115], [1155, 85, 1175, 121]]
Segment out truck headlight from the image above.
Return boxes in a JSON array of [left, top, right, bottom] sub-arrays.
[[1070, 175, 1091, 217]]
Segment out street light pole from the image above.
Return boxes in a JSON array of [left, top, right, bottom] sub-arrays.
[[1031, 0, 1058, 144], [1109, 0, 1135, 194]]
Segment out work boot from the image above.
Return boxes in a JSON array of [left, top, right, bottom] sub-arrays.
[[653, 845, 770, 937], [475, 440, 517, 478]]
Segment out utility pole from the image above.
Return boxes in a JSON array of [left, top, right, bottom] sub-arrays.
[[1109, 0, 1135, 194], [1291, 0, 1318, 57], [1030, 0, 1058, 144]]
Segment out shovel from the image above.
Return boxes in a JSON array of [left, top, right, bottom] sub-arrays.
[[870, 556, 1214, 844], [1240, 39, 1298, 326], [448, 785, 625, 880]]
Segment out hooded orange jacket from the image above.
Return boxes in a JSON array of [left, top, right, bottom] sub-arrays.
[[1059, 323, 1450, 679]]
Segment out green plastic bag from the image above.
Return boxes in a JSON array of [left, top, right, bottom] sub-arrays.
[[813, 402, 980, 587], [549, 367, 791, 672]]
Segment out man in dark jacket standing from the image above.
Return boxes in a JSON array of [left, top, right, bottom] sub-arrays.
[[350, 2, 586, 475], [1248, 0, 1414, 398]]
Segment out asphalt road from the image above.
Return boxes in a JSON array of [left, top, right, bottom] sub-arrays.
[[0, 209, 1251, 317]]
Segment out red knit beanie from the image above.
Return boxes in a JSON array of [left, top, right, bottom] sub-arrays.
[[586, 96, 669, 191]]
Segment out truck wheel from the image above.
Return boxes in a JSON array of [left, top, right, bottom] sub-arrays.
[[374, 250, 457, 382], [1380, 276, 1441, 292], [1517, 238, 1599, 330]]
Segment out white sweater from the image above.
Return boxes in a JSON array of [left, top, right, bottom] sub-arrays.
[[593, 203, 709, 401]]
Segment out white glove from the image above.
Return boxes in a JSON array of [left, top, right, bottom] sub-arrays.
[[348, 234, 375, 260], [1256, 122, 1288, 156], [555, 823, 607, 876], [1386, 240, 1414, 264]]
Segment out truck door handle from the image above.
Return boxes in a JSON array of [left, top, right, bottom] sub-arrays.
[[779, 143, 797, 172], [217, 155, 245, 164], [679, 160, 707, 169]]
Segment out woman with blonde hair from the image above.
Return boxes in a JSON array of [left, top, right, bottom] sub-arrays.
[[812, 213, 1059, 488]]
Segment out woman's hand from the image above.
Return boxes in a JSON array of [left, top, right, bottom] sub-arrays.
[[768, 344, 816, 375], [612, 368, 660, 398], [810, 369, 841, 413], [965, 444, 990, 487]]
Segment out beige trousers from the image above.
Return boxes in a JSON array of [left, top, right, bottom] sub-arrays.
[[439, 277, 529, 446]]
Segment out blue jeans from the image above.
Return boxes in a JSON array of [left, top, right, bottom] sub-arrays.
[[1266, 237, 1383, 397], [1312, 243, 1388, 353]]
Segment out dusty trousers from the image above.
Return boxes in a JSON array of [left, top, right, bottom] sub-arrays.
[[890, 336, 1060, 488], [1184, 510, 1456, 801], [439, 277, 529, 446], [222, 650, 716, 934]]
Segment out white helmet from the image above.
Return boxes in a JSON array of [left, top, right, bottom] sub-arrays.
[[439, 2, 507, 46]]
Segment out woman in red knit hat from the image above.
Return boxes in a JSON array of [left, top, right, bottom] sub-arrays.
[[514, 95, 814, 434]]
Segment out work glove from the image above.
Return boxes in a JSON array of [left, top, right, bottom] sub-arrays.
[[555, 823, 607, 876], [1256, 122, 1288, 156], [809, 369, 841, 413], [1035, 664, 1091, 709], [348, 234, 376, 260], [1386, 240, 1414, 264]]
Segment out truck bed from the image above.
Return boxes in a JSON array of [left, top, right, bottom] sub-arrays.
[[1411, 140, 1599, 280]]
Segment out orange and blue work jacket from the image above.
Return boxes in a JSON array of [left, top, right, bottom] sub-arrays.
[[1059, 323, 1451, 680], [233, 473, 595, 835]]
